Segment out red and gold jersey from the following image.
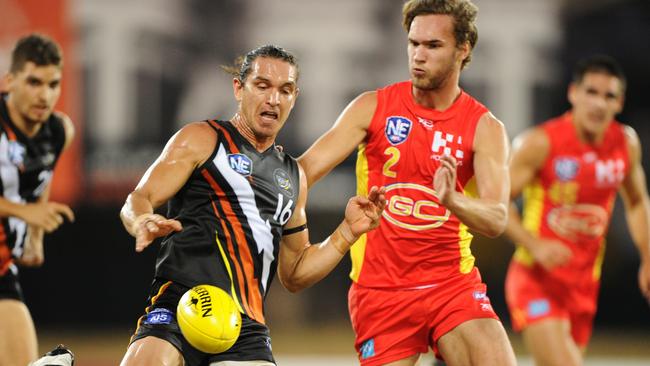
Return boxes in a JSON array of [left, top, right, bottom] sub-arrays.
[[352, 81, 489, 288], [514, 113, 629, 284]]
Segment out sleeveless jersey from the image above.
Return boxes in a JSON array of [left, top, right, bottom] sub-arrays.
[[353, 81, 489, 288], [514, 113, 629, 284], [0, 94, 66, 276], [155, 120, 300, 324]]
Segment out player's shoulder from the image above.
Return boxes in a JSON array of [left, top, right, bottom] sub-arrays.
[[349, 90, 378, 110], [512, 125, 550, 155], [174, 121, 218, 148], [620, 124, 641, 158]]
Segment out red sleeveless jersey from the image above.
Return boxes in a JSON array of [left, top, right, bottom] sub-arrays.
[[352, 81, 489, 288], [514, 113, 629, 284]]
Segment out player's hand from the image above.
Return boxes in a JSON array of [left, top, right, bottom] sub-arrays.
[[638, 259, 650, 305], [17, 202, 75, 233], [16, 226, 44, 267], [343, 186, 386, 238], [433, 155, 458, 207], [530, 238, 572, 271], [132, 213, 182, 252]]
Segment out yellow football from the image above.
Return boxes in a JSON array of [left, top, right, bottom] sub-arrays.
[[176, 285, 242, 353]]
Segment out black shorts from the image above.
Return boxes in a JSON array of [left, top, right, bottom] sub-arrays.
[[129, 278, 275, 366], [0, 266, 23, 302]]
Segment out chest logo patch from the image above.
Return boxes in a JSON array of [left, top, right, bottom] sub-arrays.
[[228, 153, 253, 176], [8, 141, 26, 168], [385, 116, 412, 145], [553, 157, 579, 181], [273, 168, 294, 198]]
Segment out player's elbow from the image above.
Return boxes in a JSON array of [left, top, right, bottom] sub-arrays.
[[482, 205, 508, 238], [279, 275, 309, 293]]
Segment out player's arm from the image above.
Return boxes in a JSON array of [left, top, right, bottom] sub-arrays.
[[502, 127, 572, 269], [120, 122, 215, 252], [14, 113, 76, 267], [298, 91, 376, 187], [434, 113, 509, 237], [0, 112, 76, 233], [277, 165, 385, 292], [618, 126, 650, 302]]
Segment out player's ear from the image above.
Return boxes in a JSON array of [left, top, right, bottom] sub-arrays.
[[233, 77, 243, 102], [2, 72, 14, 91], [567, 82, 577, 106]]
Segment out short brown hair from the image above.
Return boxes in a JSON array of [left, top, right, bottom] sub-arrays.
[[10, 33, 63, 73], [402, 0, 478, 69]]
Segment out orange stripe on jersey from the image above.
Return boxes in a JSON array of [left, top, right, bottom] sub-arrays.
[[209, 198, 250, 316], [1, 120, 17, 141], [0, 223, 11, 276], [129, 281, 172, 344], [201, 169, 265, 324], [208, 120, 239, 154], [514, 179, 546, 266]]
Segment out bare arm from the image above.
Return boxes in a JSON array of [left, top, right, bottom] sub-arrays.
[[298, 91, 376, 187], [435, 113, 510, 237], [120, 122, 215, 252], [277, 165, 385, 292], [502, 127, 572, 269], [618, 126, 650, 302]]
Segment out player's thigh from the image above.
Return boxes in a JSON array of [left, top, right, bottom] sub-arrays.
[[0, 299, 38, 366], [121, 336, 184, 366], [522, 318, 582, 366], [209, 361, 275, 366], [437, 318, 515, 366]]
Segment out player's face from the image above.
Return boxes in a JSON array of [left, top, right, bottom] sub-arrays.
[[407, 14, 468, 91], [569, 71, 624, 137], [234, 57, 299, 140], [6, 61, 62, 125]]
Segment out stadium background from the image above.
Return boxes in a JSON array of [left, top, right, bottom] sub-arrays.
[[1, 0, 648, 364]]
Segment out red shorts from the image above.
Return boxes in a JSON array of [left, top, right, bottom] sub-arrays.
[[505, 261, 598, 347], [348, 268, 500, 365]]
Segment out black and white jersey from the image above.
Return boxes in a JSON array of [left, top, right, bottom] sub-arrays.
[[155, 120, 300, 324], [0, 94, 66, 276]]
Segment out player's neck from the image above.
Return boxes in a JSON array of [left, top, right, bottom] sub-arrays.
[[6, 97, 43, 137], [411, 78, 461, 111], [230, 113, 274, 152], [571, 116, 606, 145]]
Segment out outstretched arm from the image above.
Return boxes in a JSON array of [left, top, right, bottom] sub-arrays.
[[502, 127, 572, 270], [298, 91, 376, 187], [120, 122, 215, 252], [278, 165, 385, 292], [434, 113, 509, 237], [619, 126, 650, 303]]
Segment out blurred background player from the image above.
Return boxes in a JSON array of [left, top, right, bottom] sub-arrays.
[[0, 34, 75, 366], [298, 0, 516, 365], [119, 45, 386, 366], [504, 55, 650, 366]]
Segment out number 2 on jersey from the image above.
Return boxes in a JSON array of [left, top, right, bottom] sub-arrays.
[[383, 147, 400, 178]]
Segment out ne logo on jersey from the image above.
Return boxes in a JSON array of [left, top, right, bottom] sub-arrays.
[[553, 157, 579, 181], [273, 168, 294, 197], [385, 116, 412, 145], [228, 153, 253, 176]]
